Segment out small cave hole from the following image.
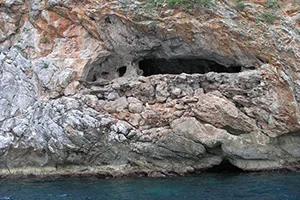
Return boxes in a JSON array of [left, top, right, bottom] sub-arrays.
[[206, 160, 243, 173], [101, 72, 109, 79], [138, 58, 242, 76], [92, 74, 97, 82], [118, 66, 127, 77], [104, 16, 112, 24]]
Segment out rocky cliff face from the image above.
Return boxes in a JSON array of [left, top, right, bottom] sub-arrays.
[[0, 0, 300, 177]]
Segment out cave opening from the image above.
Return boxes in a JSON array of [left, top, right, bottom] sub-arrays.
[[205, 160, 243, 173], [118, 66, 127, 77], [138, 58, 242, 76], [101, 72, 109, 79], [104, 16, 112, 24]]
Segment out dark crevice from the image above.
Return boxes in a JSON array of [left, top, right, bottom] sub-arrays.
[[233, 101, 245, 109], [139, 58, 243, 76], [92, 74, 97, 82], [247, 66, 256, 70], [206, 145, 223, 155], [223, 126, 246, 135], [118, 66, 127, 77], [101, 72, 109, 79], [205, 160, 243, 173], [104, 16, 111, 24], [256, 56, 268, 64]]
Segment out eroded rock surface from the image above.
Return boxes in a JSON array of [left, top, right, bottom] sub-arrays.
[[0, 0, 300, 177]]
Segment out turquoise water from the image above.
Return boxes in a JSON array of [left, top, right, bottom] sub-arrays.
[[0, 172, 299, 200]]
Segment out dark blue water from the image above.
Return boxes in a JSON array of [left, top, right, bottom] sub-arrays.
[[0, 172, 299, 200]]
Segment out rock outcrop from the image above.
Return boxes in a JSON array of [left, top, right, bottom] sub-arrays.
[[0, 0, 300, 177]]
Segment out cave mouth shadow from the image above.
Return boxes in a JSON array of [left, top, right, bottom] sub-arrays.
[[138, 58, 242, 76], [205, 160, 244, 173]]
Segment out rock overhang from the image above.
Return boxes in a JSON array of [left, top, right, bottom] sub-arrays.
[[78, 12, 263, 82], [82, 45, 260, 82]]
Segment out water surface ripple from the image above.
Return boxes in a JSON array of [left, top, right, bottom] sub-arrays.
[[0, 172, 299, 200]]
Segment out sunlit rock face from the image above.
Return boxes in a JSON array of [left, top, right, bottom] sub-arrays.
[[0, 0, 300, 177]]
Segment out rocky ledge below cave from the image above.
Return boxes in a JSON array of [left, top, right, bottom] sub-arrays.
[[0, 0, 300, 177]]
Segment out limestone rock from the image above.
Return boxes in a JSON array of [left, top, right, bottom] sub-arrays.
[[194, 90, 257, 134], [104, 97, 128, 113], [128, 97, 143, 113], [171, 117, 236, 148], [0, 0, 300, 176]]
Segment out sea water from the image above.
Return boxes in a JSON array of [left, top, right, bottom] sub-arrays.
[[0, 172, 299, 200]]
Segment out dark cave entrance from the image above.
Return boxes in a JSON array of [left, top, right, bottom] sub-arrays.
[[138, 58, 242, 76], [206, 160, 243, 173], [118, 66, 127, 77]]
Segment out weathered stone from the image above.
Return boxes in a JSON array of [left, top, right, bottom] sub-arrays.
[[104, 97, 128, 113], [171, 87, 182, 97], [171, 117, 236, 148], [83, 95, 98, 108], [173, 110, 184, 117], [156, 133, 206, 158], [110, 121, 133, 136], [194, 91, 257, 134], [64, 81, 80, 96], [127, 113, 144, 127], [128, 97, 143, 113], [0, 99, 10, 121], [156, 84, 170, 103], [107, 91, 120, 101], [56, 69, 76, 88], [0, 0, 299, 177]]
